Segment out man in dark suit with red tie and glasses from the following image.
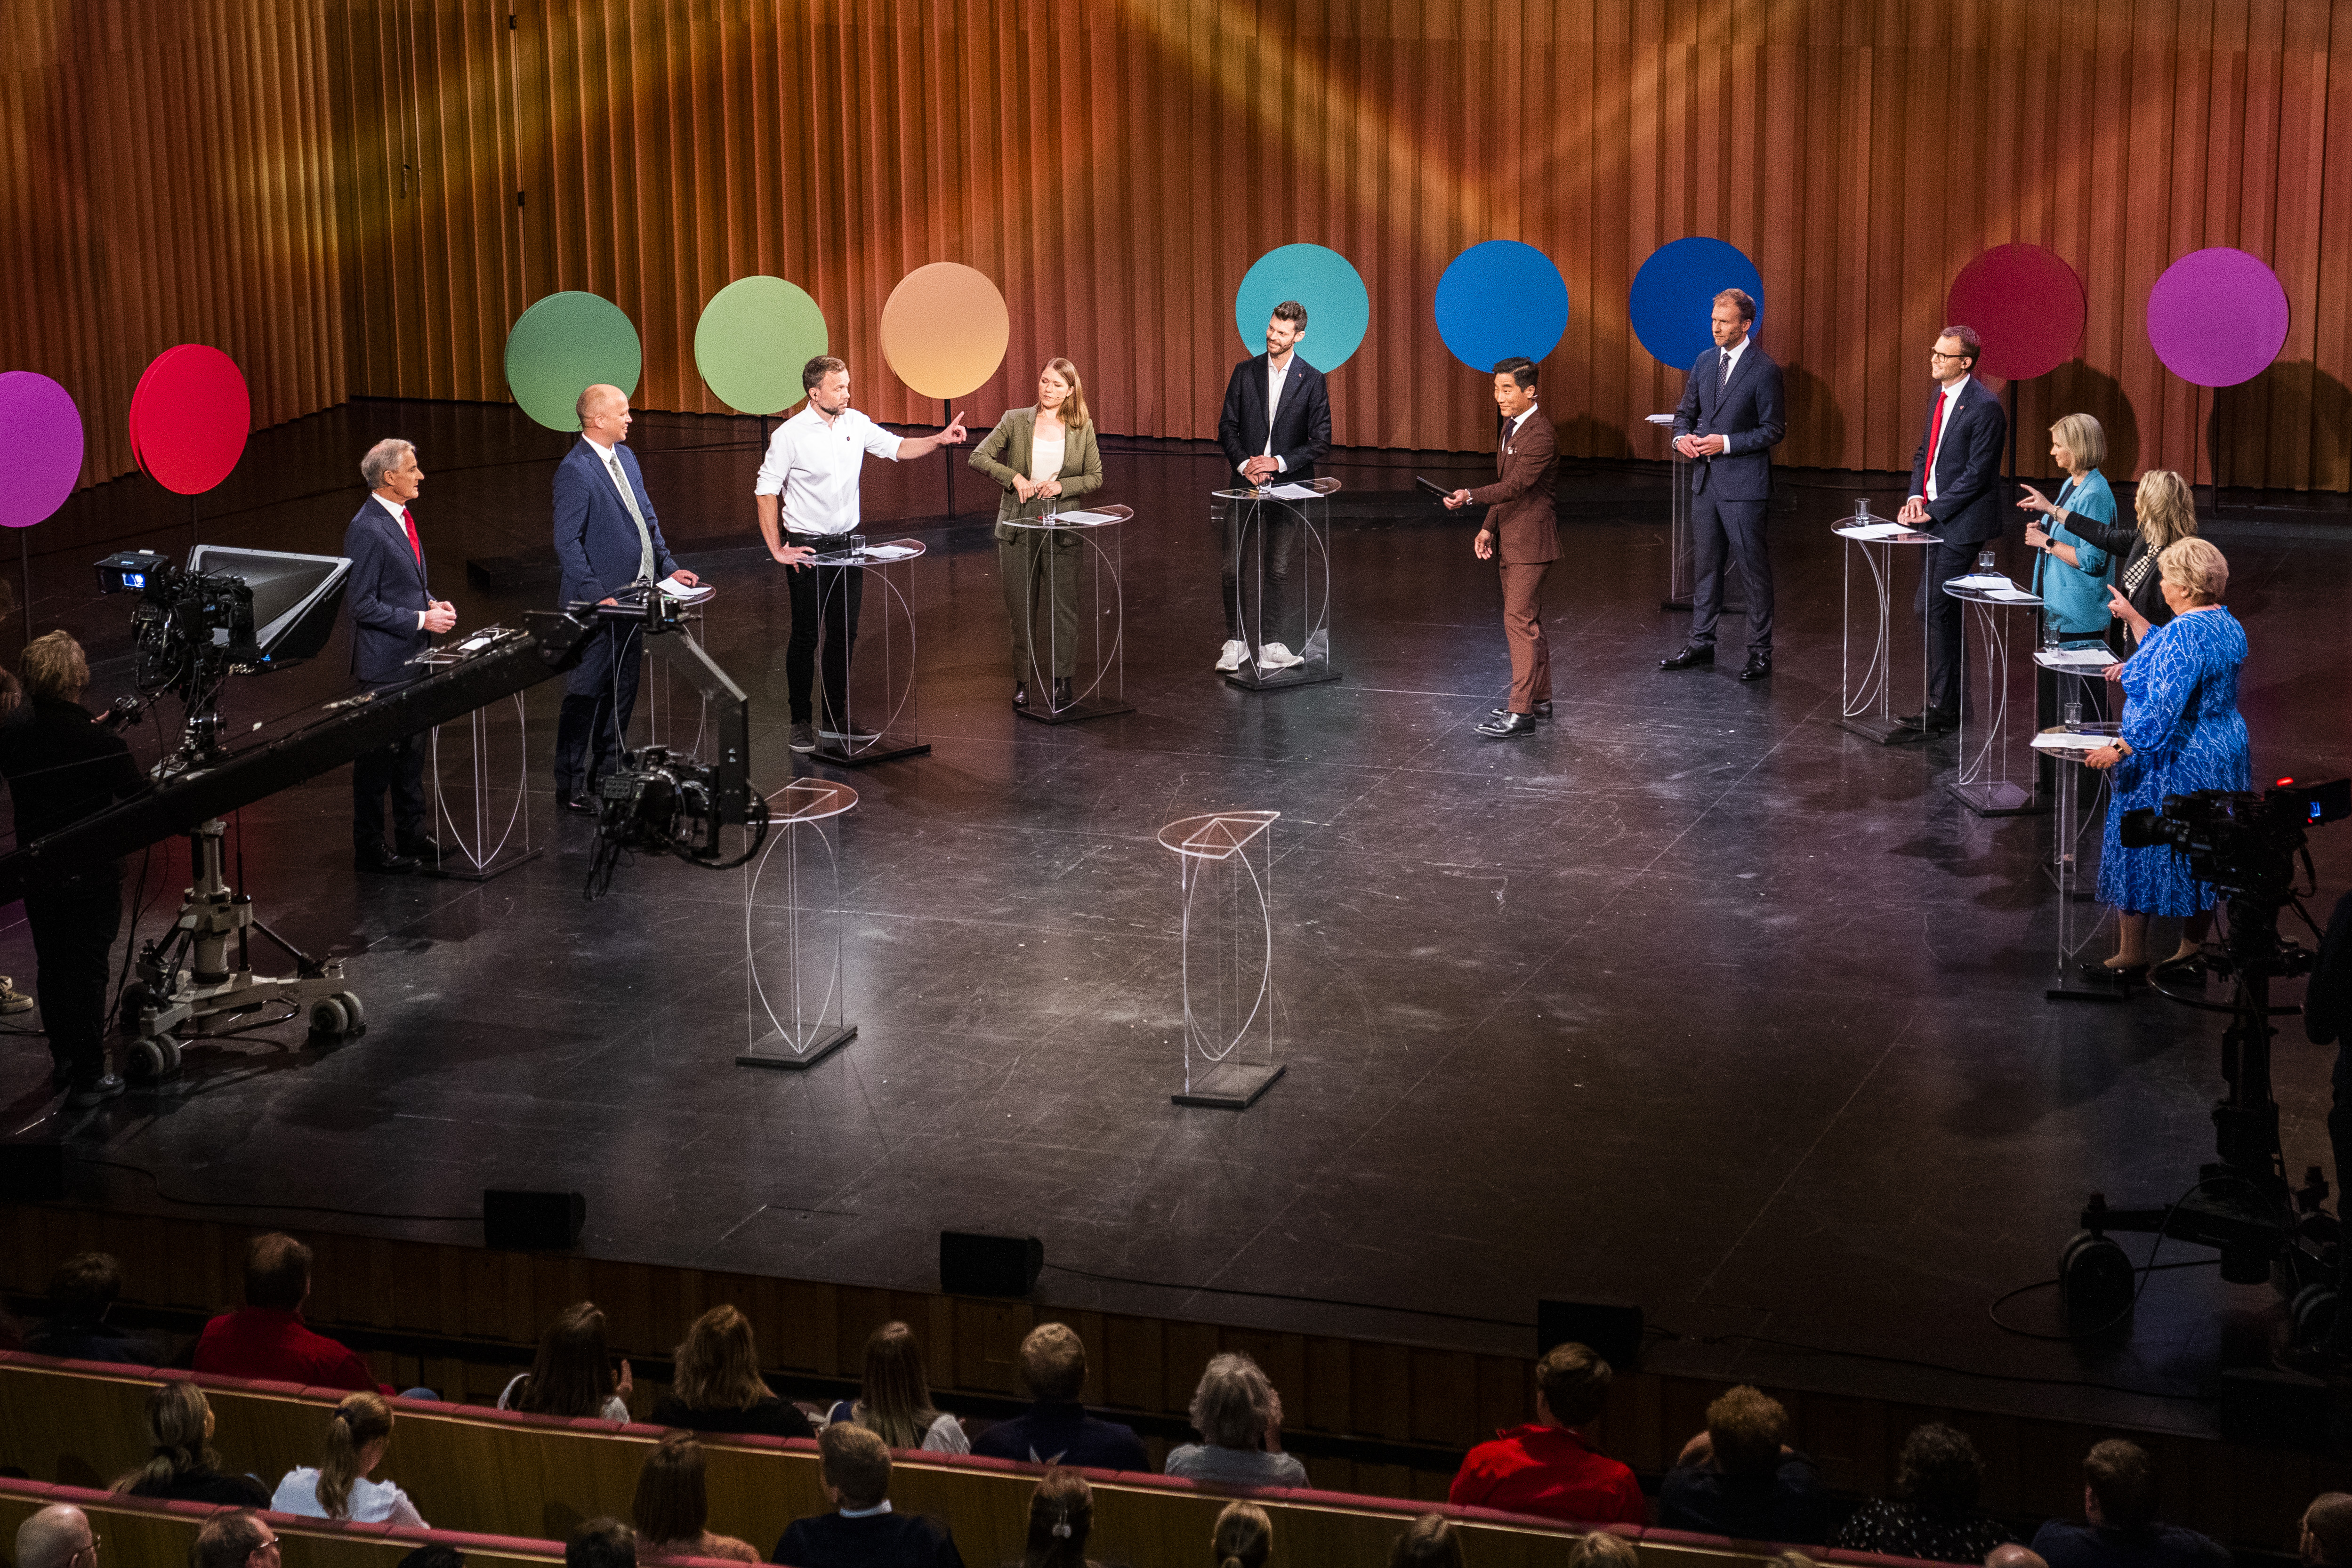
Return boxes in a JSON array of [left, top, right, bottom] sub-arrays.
[[343, 438, 457, 875], [1894, 324, 2009, 735]]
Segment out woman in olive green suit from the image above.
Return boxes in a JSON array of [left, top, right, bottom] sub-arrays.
[[970, 359, 1104, 711]]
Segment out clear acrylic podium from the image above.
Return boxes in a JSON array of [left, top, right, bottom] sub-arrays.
[[1834, 510, 1939, 744], [1942, 575, 2047, 817], [2030, 724, 2123, 1004], [811, 539, 930, 767], [1211, 478, 1341, 691], [1159, 810, 1285, 1110], [1648, 414, 1742, 615], [738, 778, 860, 1069], [415, 626, 537, 881], [1000, 503, 1133, 724]]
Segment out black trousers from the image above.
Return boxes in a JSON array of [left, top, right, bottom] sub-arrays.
[[1916, 538, 1974, 714], [1688, 491, 1774, 654], [1221, 499, 1297, 650], [785, 541, 863, 726], [352, 726, 428, 852], [26, 870, 121, 1087], [554, 619, 644, 800]]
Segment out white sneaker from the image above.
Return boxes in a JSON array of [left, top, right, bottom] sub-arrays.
[[1215, 638, 1249, 672], [1256, 641, 1304, 671]]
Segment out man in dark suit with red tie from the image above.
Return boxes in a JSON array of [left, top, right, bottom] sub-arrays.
[[1445, 356, 1558, 739], [1895, 325, 2009, 734], [1659, 288, 1786, 680], [343, 439, 456, 875]]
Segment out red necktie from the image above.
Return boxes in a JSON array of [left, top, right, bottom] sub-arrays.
[[1925, 391, 1949, 478], [401, 507, 423, 569]]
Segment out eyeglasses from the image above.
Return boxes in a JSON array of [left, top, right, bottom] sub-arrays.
[[1928, 349, 1971, 362], [74, 1536, 102, 1561]]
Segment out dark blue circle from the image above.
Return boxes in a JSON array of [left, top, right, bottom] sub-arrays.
[[1628, 238, 1765, 368], [1433, 241, 1569, 371]]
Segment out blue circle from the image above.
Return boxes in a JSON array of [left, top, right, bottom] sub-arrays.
[[1433, 241, 1569, 371], [1234, 244, 1369, 372], [1628, 238, 1764, 369]]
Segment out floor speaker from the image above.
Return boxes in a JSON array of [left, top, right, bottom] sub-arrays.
[[0, 1142, 64, 1202], [940, 1230, 1043, 1296], [483, 1189, 585, 1251], [1537, 1298, 1644, 1370], [2220, 1365, 2328, 1448]]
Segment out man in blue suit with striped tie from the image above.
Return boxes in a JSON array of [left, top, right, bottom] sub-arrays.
[[551, 384, 702, 812], [1659, 288, 1786, 681]]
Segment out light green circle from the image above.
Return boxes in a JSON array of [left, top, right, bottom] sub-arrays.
[[504, 292, 643, 431], [695, 276, 830, 415]]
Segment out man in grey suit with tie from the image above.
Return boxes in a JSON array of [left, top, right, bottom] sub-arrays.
[[344, 438, 457, 874], [1660, 289, 1786, 681], [551, 384, 702, 812]]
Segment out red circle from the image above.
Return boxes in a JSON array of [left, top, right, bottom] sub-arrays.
[[129, 345, 250, 495], [1945, 245, 2086, 381]]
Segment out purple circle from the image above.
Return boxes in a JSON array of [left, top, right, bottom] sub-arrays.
[[2146, 248, 2289, 388], [0, 372, 85, 529]]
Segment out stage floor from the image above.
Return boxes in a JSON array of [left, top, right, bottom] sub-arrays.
[[8, 399, 2352, 1438]]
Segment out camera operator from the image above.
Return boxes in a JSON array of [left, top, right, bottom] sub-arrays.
[[345, 439, 456, 875], [2080, 538, 2250, 983], [0, 632, 148, 1106]]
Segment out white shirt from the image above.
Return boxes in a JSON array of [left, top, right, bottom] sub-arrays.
[[754, 405, 902, 536], [838, 1502, 894, 1520], [1506, 404, 1540, 441], [1029, 427, 1066, 485], [272, 1468, 428, 1529], [1917, 378, 1971, 503], [1716, 335, 1748, 387], [371, 492, 431, 629], [1239, 354, 1294, 478], [581, 434, 641, 513]]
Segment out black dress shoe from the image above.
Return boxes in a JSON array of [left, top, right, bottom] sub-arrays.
[[2079, 959, 2146, 984], [398, 835, 443, 864], [1658, 644, 1715, 671], [1489, 700, 1553, 720], [355, 846, 419, 875], [1895, 708, 1961, 734], [1475, 711, 1539, 739], [1738, 653, 1772, 681], [66, 1073, 126, 1108], [560, 795, 597, 816], [1052, 676, 1073, 710], [1012, 681, 1029, 709]]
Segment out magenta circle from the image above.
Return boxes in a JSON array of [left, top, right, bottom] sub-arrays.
[[2146, 248, 2289, 388], [0, 372, 86, 529], [129, 345, 251, 495], [1945, 245, 2085, 381]]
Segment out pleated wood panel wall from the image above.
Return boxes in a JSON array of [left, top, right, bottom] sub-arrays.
[[0, 0, 346, 489]]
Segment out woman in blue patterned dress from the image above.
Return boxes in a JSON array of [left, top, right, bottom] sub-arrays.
[[2081, 537, 2249, 981]]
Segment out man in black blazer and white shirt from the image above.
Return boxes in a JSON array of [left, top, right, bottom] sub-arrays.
[[343, 439, 456, 874], [1895, 325, 2009, 734], [1214, 300, 1331, 673]]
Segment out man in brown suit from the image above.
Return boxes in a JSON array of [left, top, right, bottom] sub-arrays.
[[1445, 357, 1558, 739]]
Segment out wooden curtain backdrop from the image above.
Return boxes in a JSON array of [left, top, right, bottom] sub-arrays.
[[7, 0, 2351, 492]]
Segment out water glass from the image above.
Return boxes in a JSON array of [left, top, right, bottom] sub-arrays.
[[1853, 498, 1872, 523], [1977, 547, 1998, 576], [2064, 701, 2084, 734], [848, 532, 866, 557]]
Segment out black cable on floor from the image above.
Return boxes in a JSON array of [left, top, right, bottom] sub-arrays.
[[1985, 1172, 2280, 1343], [1038, 1262, 1535, 1330]]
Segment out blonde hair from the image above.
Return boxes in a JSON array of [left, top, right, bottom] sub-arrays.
[[851, 1321, 943, 1450], [671, 1304, 769, 1412], [1212, 1502, 1273, 1568], [1565, 1534, 1640, 1568], [1018, 1323, 1087, 1401], [2158, 537, 2228, 603], [21, 630, 88, 701], [2131, 470, 2198, 551], [1389, 1516, 1463, 1568], [112, 1381, 217, 1494], [318, 1391, 394, 1520], [2049, 413, 2106, 473], [1040, 359, 1091, 430]]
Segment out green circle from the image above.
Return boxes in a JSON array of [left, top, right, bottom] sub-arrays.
[[696, 276, 830, 415], [504, 292, 643, 431]]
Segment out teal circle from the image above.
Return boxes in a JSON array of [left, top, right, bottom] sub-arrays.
[[695, 276, 830, 415], [504, 292, 643, 431], [1234, 244, 1369, 371]]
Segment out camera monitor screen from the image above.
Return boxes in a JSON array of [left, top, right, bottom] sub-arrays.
[[187, 545, 353, 665]]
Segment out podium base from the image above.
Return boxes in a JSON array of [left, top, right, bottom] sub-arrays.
[[1949, 779, 2043, 817], [419, 846, 541, 884], [1223, 665, 1341, 694], [1015, 696, 1134, 727], [1840, 714, 1920, 746], [811, 737, 931, 769], [2047, 974, 2129, 1004], [1172, 1061, 1286, 1110], [737, 1024, 857, 1070]]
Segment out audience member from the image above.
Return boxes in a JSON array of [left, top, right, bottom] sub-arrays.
[[1565, 1534, 1640, 1568], [1209, 1503, 1271, 1568], [24, 1252, 155, 1366], [400, 1550, 467, 1568], [634, 1431, 760, 1562], [572, 1520, 638, 1568], [194, 1233, 383, 1392], [192, 1511, 280, 1568], [1014, 1469, 1104, 1568], [773, 1423, 965, 1568], [271, 1390, 429, 1527], [2030, 1440, 2227, 1568], [1769, 1554, 1820, 1568], [1656, 1385, 1828, 1544], [1833, 1423, 2014, 1562], [13, 1504, 97, 1568], [1989, 1549, 2051, 1568], [826, 1321, 969, 1453], [1164, 1352, 1307, 1489], [651, 1305, 816, 1439], [1388, 1515, 1462, 1568], [969, 1324, 1147, 1471], [501, 1300, 632, 1421], [2305, 1494, 2352, 1567], [110, 1380, 271, 1505], [1447, 1342, 1643, 1524]]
